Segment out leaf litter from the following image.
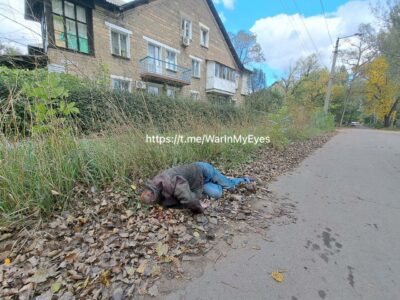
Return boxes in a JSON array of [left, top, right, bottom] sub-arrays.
[[0, 134, 333, 299]]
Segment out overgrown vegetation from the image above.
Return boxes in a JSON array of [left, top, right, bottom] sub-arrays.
[[0, 67, 334, 224]]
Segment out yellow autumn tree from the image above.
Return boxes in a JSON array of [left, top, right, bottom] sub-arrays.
[[364, 56, 399, 126]]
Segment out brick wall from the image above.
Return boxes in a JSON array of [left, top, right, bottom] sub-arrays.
[[47, 0, 247, 104]]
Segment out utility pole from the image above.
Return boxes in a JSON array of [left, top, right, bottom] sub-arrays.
[[324, 38, 340, 115], [324, 33, 362, 115]]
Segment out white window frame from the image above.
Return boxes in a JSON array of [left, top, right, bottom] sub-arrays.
[[110, 75, 132, 92], [190, 55, 202, 78], [166, 50, 178, 72], [105, 22, 132, 58], [143, 36, 180, 54], [199, 22, 210, 48], [147, 83, 162, 96], [190, 90, 200, 100], [166, 86, 177, 98], [215, 62, 236, 82], [181, 18, 192, 40]]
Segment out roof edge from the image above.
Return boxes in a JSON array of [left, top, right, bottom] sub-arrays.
[[204, 0, 245, 71], [97, 0, 246, 71]]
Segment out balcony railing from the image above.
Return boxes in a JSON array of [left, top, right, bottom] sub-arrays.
[[139, 56, 191, 86]]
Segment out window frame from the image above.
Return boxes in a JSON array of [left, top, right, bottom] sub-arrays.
[[165, 50, 178, 72], [110, 75, 132, 92], [190, 90, 200, 100], [199, 23, 209, 48], [147, 83, 162, 96], [166, 86, 177, 98], [190, 56, 202, 78], [48, 0, 94, 55], [105, 22, 132, 59], [181, 18, 192, 40], [215, 62, 236, 82]]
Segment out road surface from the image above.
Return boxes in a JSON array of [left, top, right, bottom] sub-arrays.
[[167, 129, 400, 300]]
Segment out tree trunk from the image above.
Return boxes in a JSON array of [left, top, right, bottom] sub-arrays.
[[383, 98, 399, 128]]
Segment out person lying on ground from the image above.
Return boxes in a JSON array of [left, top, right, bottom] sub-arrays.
[[140, 162, 252, 213]]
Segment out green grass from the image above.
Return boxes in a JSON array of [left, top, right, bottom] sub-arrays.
[[0, 117, 276, 224], [0, 68, 335, 225]]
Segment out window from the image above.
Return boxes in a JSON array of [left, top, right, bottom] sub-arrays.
[[148, 43, 161, 74], [111, 76, 132, 92], [106, 22, 132, 58], [167, 87, 176, 98], [214, 62, 236, 82], [51, 0, 90, 54], [181, 18, 192, 39], [190, 91, 200, 100], [147, 85, 160, 96], [166, 50, 177, 71], [111, 31, 128, 57], [200, 24, 209, 48], [192, 59, 200, 78]]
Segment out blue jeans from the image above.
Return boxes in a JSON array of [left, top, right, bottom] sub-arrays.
[[195, 162, 251, 199]]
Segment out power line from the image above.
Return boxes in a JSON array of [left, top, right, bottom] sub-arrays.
[[319, 0, 334, 45], [278, 0, 310, 55], [290, 0, 320, 55]]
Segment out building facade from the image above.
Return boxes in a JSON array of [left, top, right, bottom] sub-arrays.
[[25, 0, 252, 103]]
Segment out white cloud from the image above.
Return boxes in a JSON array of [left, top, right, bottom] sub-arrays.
[[0, 0, 42, 53], [213, 0, 235, 10], [250, 1, 378, 72], [219, 11, 227, 23]]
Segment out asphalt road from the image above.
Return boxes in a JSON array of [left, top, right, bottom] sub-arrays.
[[166, 129, 400, 300]]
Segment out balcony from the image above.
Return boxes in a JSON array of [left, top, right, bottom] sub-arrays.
[[206, 61, 237, 96], [139, 56, 191, 86]]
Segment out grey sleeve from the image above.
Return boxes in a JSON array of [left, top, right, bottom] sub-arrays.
[[173, 176, 204, 213]]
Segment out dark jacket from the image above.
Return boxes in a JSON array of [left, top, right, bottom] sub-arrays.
[[147, 163, 204, 213]]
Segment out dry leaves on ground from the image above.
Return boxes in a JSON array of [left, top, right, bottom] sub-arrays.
[[0, 133, 334, 299]]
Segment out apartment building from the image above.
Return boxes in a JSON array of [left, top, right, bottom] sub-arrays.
[[25, 0, 252, 103]]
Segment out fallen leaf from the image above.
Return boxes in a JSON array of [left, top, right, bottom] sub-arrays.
[[156, 243, 169, 257], [193, 231, 200, 238], [100, 270, 111, 287], [131, 184, 137, 191], [64, 252, 78, 263], [51, 190, 60, 196], [151, 264, 161, 276], [136, 260, 148, 274], [4, 258, 11, 266], [51, 282, 62, 293], [83, 276, 90, 288], [36, 290, 53, 300], [31, 269, 49, 284], [119, 232, 129, 238], [271, 271, 284, 283], [125, 266, 135, 276]]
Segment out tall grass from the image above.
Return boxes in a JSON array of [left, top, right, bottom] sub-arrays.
[[0, 117, 269, 224], [0, 67, 334, 225]]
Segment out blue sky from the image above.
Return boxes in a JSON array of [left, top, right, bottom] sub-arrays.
[[215, 0, 350, 32], [213, 0, 378, 84], [0, 0, 378, 85]]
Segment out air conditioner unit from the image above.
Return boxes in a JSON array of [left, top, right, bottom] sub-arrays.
[[182, 36, 191, 47], [135, 80, 147, 90]]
